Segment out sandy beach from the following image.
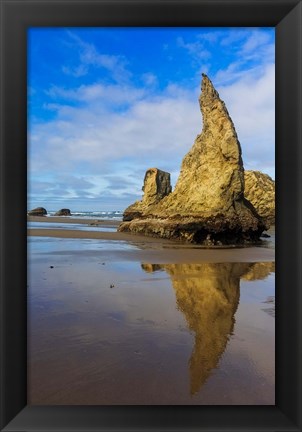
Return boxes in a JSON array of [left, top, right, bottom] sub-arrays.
[[27, 216, 120, 225], [28, 216, 275, 262], [27, 216, 275, 405]]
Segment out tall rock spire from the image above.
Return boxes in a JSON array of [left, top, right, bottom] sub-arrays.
[[165, 73, 244, 215], [119, 74, 267, 245]]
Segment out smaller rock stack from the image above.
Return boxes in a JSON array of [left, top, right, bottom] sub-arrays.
[[123, 168, 172, 221], [244, 171, 275, 225]]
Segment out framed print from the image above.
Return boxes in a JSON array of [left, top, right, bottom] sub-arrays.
[[1, 0, 301, 431]]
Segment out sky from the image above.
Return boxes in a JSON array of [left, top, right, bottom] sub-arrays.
[[28, 27, 275, 211]]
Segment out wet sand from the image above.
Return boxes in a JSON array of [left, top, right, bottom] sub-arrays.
[[28, 215, 120, 225], [27, 217, 275, 405], [28, 216, 275, 263]]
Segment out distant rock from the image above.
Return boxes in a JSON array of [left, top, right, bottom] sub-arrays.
[[123, 168, 172, 221], [244, 170, 275, 225], [119, 74, 266, 245], [55, 208, 71, 216], [28, 207, 47, 216]]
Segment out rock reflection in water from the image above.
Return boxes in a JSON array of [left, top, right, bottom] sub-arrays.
[[141, 262, 274, 395]]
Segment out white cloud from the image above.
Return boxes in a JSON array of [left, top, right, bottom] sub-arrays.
[[219, 63, 275, 178], [214, 34, 274, 87], [29, 84, 200, 177], [197, 32, 221, 44], [62, 31, 131, 82], [220, 29, 249, 47], [241, 30, 271, 54], [141, 73, 158, 87], [177, 36, 211, 61], [62, 64, 88, 78], [47, 82, 146, 106]]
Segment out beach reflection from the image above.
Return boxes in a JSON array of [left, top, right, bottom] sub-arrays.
[[141, 262, 275, 395]]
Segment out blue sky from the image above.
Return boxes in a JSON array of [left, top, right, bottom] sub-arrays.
[[28, 27, 275, 211]]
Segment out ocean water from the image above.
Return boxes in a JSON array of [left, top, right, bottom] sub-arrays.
[[47, 210, 123, 220]]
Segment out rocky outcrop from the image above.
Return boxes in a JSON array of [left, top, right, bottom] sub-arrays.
[[244, 170, 275, 225], [28, 207, 47, 216], [119, 74, 266, 245], [55, 208, 71, 216], [123, 168, 171, 221]]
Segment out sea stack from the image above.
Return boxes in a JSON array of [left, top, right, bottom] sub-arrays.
[[55, 208, 71, 216], [119, 74, 267, 245], [244, 170, 275, 225], [123, 168, 172, 221], [28, 207, 47, 216]]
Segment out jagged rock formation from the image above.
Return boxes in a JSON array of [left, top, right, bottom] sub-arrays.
[[141, 261, 274, 394], [55, 208, 71, 216], [28, 207, 47, 216], [123, 168, 172, 221], [119, 74, 266, 245], [244, 170, 275, 225]]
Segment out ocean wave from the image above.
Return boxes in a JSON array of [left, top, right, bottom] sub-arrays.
[[47, 211, 123, 220]]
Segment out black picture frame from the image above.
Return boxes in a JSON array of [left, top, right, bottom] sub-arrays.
[[0, 0, 301, 431]]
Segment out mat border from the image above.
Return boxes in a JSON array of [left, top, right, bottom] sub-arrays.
[[1, 0, 301, 431]]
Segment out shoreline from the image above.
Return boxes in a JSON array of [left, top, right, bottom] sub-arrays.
[[27, 215, 120, 226], [28, 215, 275, 262], [28, 234, 275, 265]]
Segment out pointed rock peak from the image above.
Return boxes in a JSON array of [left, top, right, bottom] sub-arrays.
[[198, 73, 236, 140], [200, 73, 220, 103]]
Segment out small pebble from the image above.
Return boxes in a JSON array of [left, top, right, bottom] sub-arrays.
[[50, 266, 54, 269]]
